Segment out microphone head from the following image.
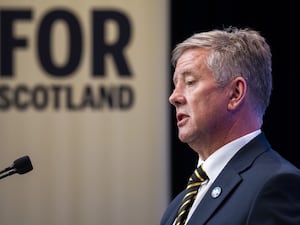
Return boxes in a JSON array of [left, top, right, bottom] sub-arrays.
[[13, 155, 33, 174]]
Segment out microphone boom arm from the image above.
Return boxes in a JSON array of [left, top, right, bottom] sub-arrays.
[[0, 155, 33, 180]]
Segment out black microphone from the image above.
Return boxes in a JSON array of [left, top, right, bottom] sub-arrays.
[[0, 155, 33, 180]]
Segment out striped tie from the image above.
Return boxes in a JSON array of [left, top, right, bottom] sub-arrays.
[[174, 165, 209, 225]]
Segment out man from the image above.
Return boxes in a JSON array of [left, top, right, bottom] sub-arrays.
[[160, 27, 300, 225]]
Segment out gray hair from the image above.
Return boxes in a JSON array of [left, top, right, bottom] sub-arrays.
[[171, 26, 272, 117]]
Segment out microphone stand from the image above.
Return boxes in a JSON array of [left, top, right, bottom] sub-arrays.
[[0, 170, 17, 180], [0, 155, 33, 181]]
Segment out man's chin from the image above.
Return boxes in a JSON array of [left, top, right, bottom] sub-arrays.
[[178, 132, 190, 143]]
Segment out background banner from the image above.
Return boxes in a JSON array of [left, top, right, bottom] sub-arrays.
[[0, 1, 169, 225]]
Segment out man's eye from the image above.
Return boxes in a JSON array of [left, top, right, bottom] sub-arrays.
[[186, 80, 195, 86]]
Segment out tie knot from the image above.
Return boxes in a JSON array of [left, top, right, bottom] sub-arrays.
[[189, 165, 209, 184]]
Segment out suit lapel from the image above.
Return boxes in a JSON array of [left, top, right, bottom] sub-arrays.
[[186, 133, 270, 225], [163, 191, 186, 225], [187, 168, 241, 224]]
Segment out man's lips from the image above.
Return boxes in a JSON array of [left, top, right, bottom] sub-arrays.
[[176, 113, 189, 126]]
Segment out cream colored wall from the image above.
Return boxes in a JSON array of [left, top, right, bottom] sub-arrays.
[[0, 1, 170, 224]]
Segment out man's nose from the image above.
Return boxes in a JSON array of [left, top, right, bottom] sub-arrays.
[[169, 87, 186, 106]]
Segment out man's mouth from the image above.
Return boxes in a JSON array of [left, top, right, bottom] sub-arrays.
[[176, 113, 189, 126]]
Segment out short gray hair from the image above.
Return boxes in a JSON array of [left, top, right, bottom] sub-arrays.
[[172, 27, 272, 117]]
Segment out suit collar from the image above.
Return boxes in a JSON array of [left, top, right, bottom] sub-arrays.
[[187, 132, 271, 224]]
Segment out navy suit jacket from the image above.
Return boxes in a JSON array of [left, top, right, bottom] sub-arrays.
[[160, 133, 300, 225]]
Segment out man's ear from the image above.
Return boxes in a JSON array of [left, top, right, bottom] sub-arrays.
[[227, 76, 247, 110]]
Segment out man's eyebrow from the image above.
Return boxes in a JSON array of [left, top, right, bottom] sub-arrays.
[[173, 70, 193, 83]]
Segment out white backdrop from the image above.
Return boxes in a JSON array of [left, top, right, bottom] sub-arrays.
[[0, 1, 169, 225]]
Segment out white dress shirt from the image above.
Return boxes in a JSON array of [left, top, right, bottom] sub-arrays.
[[174, 130, 261, 225]]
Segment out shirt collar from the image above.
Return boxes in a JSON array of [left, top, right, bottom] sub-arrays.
[[198, 130, 261, 182]]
